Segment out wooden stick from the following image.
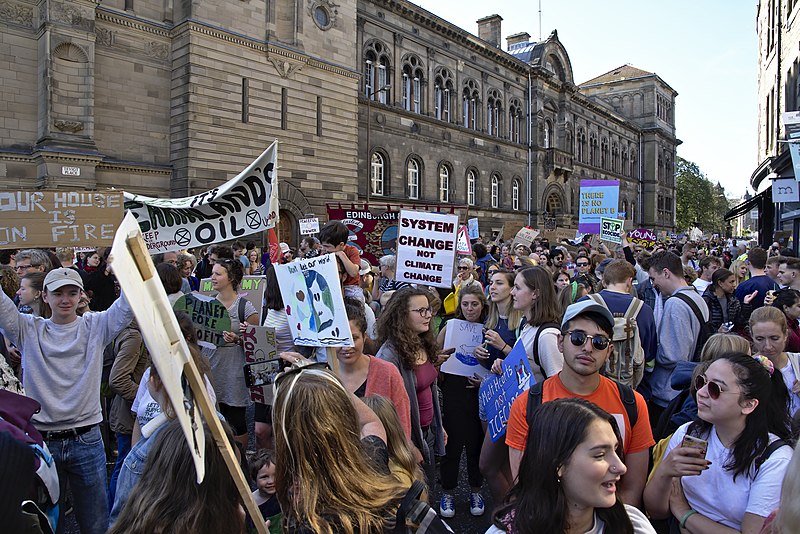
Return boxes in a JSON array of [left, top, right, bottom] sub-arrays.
[[327, 346, 339, 375]]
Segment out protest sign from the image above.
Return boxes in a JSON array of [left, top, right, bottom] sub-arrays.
[[241, 325, 279, 404], [467, 217, 479, 240], [199, 275, 266, 323], [628, 228, 657, 248], [0, 190, 123, 248], [110, 212, 268, 532], [540, 227, 577, 245], [455, 225, 472, 255], [173, 292, 232, 346], [395, 209, 458, 288], [274, 253, 353, 347], [441, 319, 490, 378], [124, 141, 279, 253], [479, 340, 533, 442], [511, 226, 539, 250], [578, 180, 620, 233], [325, 205, 400, 265], [773, 178, 800, 203], [599, 217, 623, 244], [299, 217, 320, 235]]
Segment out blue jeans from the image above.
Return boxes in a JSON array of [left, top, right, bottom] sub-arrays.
[[48, 425, 109, 534], [108, 433, 132, 510]]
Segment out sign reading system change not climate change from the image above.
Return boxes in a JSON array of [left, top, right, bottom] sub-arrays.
[[395, 209, 458, 289]]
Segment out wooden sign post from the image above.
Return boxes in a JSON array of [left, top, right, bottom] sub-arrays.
[[110, 212, 268, 534]]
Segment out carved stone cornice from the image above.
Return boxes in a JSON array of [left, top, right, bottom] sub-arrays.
[[0, 0, 33, 28]]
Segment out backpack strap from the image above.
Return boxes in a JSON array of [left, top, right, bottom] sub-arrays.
[[237, 297, 247, 324], [756, 439, 787, 470], [615, 381, 639, 429], [532, 322, 560, 376], [395, 479, 425, 528], [525, 381, 545, 430], [587, 293, 606, 308], [395, 479, 454, 533], [673, 292, 705, 328], [623, 298, 644, 321]]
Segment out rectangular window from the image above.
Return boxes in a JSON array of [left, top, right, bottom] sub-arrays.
[[402, 74, 409, 110], [467, 179, 475, 206], [316, 96, 323, 137], [435, 85, 441, 119], [377, 65, 387, 104], [413, 78, 420, 113], [281, 88, 288, 130], [365, 60, 373, 96], [443, 89, 450, 122], [241, 78, 249, 123], [463, 98, 469, 128]]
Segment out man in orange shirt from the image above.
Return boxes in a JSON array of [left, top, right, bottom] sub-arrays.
[[505, 300, 654, 507]]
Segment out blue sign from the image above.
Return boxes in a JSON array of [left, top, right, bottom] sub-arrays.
[[467, 218, 479, 240], [479, 340, 534, 443], [578, 180, 620, 234]]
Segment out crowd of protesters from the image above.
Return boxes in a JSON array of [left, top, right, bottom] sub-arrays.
[[2, 226, 800, 534]]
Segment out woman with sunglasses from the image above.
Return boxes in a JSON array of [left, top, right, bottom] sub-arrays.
[[209, 258, 259, 449], [644, 353, 793, 534], [489, 398, 656, 534], [435, 284, 489, 518], [455, 258, 482, 293], [750, 306, 800, 418], [376, 286, 445, 490]]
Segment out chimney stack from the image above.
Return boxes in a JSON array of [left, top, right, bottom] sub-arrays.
[[477, 15, 503, 48], [506, 32, 531, 50]]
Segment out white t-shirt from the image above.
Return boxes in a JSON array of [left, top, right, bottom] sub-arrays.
[[518, 323, 563, 384], [692, 278, 712, 294], [666, 423, 792, 530], [484, 504, 655, 533], [779, 355, 800, 417]]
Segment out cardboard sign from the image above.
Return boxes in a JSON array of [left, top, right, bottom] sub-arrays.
[[441, 319, 490, 378], [511, 227, 539, 250], [110, 212, 268, 533], [467, 217, 479, 240], [199, 275, 266, 323], [0, 190, 123, 249], [124, 141, 279, 253], [628, 228, 657, 248], [578, 180, 620, 233], [540, 227, 577, 245], [456, 225, 473, 255], [173, 293, 232, 346], [275, 253, 353, 347], [299, 217, 320, 235], [395, 209, 458, 288], [241, 325, 279, 404], [479, 340, 534, 442], [773, 178, 800, 203], [599, 217, 623, 244]]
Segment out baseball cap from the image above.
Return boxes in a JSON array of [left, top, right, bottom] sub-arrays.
[[44, 268, 84, 292], [560, 300, 614, 331], [279, 243, 290, 254], [359, 259, 371, 276]]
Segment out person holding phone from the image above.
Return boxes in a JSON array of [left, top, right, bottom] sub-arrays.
[[644, 353, 793, 533]]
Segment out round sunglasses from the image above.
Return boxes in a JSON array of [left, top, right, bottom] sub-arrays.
[[694, 374, 737, 400], [564, 330, 610, 351]]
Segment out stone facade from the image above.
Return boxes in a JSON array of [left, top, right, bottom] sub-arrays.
[[0, 0, 677, 247]]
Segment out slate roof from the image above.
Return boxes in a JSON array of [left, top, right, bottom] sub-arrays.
[[580, 65, 655, 86], [507, 40, 539, 64]]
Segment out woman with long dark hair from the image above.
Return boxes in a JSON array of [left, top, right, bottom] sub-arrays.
[[702, 268, 755, 334], [489, 398, 654, 533], [376, 286, 444, 490], [644, 353, 793, 533]]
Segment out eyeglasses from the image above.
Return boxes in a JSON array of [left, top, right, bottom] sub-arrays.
[[410, 306, 433, 317], [694, 374, 737, 400], [14, 264, 33, 271], [565, 330, 611, 350]]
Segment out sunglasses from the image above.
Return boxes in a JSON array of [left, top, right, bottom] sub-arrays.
[[694, 374, 737, 400], [576, 262, 589, 267], [565, 330, 610, 350]]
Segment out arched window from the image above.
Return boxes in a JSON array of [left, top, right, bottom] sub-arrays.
[[487, 88, 501, 137], [462, 79, 480, 130], [566, 130, 574, 154], [508, 99, 522, 143], [401, 55, 424, 114], [512, 179, 520, 211], [601, 138, 609, 169], [630, 149, 637, 177], [543, 120, 553, 148], [589, 135, 598, 166], [434, 67, 454, 122], [407, 158, 420, 199], [371, 152, 385, 196], [466, 169, 477, 206], [577, 130, 586, 162], [611, 142, 619, 173], [439, 164, 450, 202], [546, 192, 563, 215], [364, 41, 391, 103], [491, 175, 500, 208], [621, 149, 628, 177]]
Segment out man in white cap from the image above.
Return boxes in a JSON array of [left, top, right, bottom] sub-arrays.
[[0, 267, 133, 534], [504, 299, 654, 507]]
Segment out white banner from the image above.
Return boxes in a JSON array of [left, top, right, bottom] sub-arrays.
[[299, 217, 320, 235], [123, 141, 279, 253], [395, 209, 458, 288]]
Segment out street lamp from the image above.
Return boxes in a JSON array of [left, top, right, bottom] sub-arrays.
[[365, 83, 391, 204]]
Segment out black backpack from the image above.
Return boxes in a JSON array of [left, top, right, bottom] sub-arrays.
[[672, 292, 714, 362], [393, 480, 454, 533], [526, 379, 638, 430], [652, 387, 693, 442]]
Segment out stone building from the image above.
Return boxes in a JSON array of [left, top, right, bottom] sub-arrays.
[[0, 0, 677, 247]]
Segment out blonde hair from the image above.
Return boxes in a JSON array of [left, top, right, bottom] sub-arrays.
[[273, 368, 407, 534], [731, 259, 748, 286], [749, 305, 788, 336], [485, 270, 524, 332], [362, 395, 425, 493], [700, 333, 752, 362]]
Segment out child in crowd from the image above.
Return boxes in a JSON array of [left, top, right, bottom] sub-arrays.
[[250, 449, 282, 534], [318, 220, 364, 302]]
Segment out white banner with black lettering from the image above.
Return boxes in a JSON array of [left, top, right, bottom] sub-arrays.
[[123, 141, 279, 253]]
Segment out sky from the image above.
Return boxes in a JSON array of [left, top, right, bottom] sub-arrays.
[[414, 0, 758, 199]]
